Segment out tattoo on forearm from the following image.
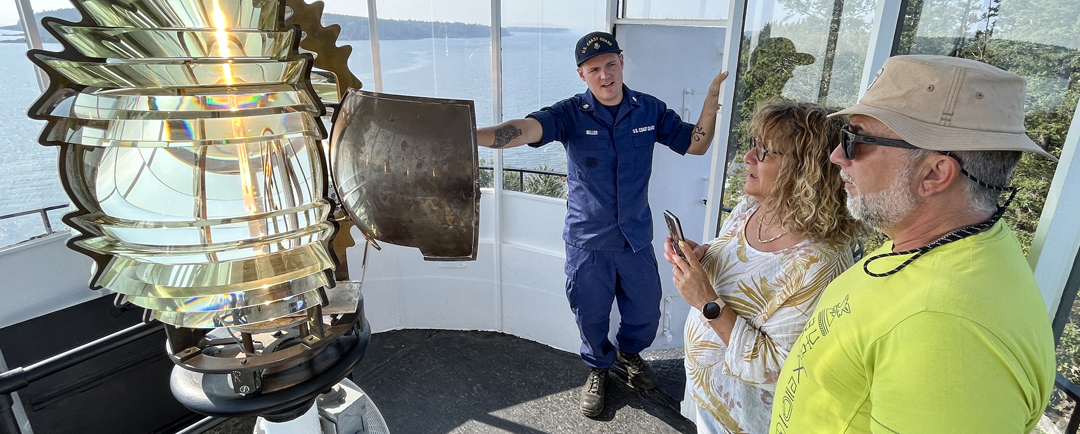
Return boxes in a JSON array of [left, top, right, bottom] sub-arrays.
[[492, 125, 523, 148], [692, 125, 706, 142]]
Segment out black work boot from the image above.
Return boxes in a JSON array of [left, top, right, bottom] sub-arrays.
[[580, 367, 608, 417], [616, 350, 658, 390]]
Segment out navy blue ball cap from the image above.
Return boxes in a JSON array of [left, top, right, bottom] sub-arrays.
[[575, 31, 622, 66]]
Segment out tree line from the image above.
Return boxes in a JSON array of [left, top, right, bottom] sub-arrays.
[[2, 8, 566, 43]]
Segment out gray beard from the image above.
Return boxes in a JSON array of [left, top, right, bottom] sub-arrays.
[[845, 166, 917, 232]]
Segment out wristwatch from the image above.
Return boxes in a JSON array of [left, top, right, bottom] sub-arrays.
[[702, 300, 722, 321]]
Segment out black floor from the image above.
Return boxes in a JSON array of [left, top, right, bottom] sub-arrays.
[[354, 329, 693, 433], [208, 329, 694, 433]]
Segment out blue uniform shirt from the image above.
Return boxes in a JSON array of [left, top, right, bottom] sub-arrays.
[[527, 85, 695, 252]]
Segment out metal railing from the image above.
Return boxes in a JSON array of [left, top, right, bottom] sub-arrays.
[[1054, 373, 1080, 434], [479, 166, 568, 198], [0, 321, 163, 434], [0, 204, 69, 245]]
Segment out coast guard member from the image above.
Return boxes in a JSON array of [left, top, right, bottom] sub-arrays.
[[477, 30, 727, 418]]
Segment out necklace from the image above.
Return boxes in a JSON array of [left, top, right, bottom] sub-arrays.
[[756, 215, 787, 244]]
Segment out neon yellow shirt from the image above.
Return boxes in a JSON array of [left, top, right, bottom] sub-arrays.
[[770, 222, 1055, 433]]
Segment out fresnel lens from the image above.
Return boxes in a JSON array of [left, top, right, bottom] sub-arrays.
[[26, 0, 480, 428]]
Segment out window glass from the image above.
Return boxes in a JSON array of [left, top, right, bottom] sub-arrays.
[[364, 0, 496, 188], [319, 1, 374, 90], [372, 0, 492, 104], [720, 0, 875, 212], [620, 0, 728, 20], [0, 0, 68, 247], [1053, 294, 1080, 428], [893, 1, 1080, 426], [1044, 386, 1075, 433], [896, 0, 1077, 254], [493, 0, 605, 197]]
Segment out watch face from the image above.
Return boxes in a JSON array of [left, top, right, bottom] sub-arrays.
[[703, 302, 721, 320]]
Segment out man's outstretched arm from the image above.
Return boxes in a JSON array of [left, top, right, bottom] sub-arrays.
[[686, 70, 729, 156], [477, 118, 544, 149]]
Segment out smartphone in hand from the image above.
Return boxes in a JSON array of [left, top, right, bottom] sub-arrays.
[[664, 210, 686, 261]]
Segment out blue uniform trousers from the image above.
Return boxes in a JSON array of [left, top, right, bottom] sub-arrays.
[[564, 243, 662, 368]]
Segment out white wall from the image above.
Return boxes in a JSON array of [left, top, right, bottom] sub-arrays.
[[352, 190, 581, 352], [0, 233, 102, 330], [620, 23, 728, 350], [354, 25, 728, 354]]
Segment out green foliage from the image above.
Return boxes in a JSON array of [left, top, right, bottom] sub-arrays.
[[720, 6, 874, 210], [896, 0, 1080, 402], [778, 0, 877, 25], [896, 25, 1078, 258], [523, 167, 568, 199], [478, 158, 567, 199]]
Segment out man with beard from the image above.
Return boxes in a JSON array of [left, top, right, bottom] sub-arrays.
[[769, 55, 1057, 433]]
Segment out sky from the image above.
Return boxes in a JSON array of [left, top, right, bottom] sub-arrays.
[[2, 0, 609, 29]]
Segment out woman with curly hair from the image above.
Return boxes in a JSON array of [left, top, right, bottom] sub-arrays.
[[665, 100, 866, 434]]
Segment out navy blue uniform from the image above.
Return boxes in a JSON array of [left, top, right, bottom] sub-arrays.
[[527, 85, 694, 368]]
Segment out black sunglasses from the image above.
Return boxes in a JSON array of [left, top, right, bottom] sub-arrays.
[[752, 137, 784, 162], [840, 126, 921, 159]]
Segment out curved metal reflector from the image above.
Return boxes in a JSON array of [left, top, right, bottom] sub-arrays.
[[330, 90, 479, 261]]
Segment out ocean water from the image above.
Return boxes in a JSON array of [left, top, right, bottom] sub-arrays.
[[0, 32, 582, 247]]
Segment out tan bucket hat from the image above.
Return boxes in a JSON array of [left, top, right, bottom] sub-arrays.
[[832, 55, 1056, 160]]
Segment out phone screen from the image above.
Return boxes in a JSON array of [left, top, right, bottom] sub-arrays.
[[664, 210, 686, 260]]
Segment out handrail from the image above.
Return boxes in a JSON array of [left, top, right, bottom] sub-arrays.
[[0, 320, 162, 434], [0, 204, 69, 245], [1055, 373, 1080, 434], [479, 165, 567, 178], [479, 166, 567, 196], [0, 321, 162, 396], [478, 167, 735, 216]]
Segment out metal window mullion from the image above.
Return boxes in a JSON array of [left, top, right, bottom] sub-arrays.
[[366, 0, 384, 92], [490, 0, 504, 331], [701, 0, 746, 241], [606, 0, 618, 31], [15, 0, 48, 93], [858, 0, 904, 99], [612, 18, 728, 28], [1030, 92, 1080, 318], [1029, 96, 1080, 434]]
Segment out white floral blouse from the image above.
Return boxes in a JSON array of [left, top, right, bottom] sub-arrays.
[[682, 199, 855, 434]]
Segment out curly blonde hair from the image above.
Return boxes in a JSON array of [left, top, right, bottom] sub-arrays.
[[748, 99, 868, 246]]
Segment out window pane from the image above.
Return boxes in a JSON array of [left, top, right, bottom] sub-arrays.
[[620, 0, 728, 20], [1041, 386, 1075, 433], [497, 0, 605, 198], [373, 0, 492, 104], [365, 0, 495, 184], [892, 1, 1080, 427], [0, 0, 69, 247], [720, 0, 875, 211], [320, 1, 374, 92], [895, 0, 1078, 253]]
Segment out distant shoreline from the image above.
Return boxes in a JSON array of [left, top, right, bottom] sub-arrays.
[[1, 9, 569, 44]]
